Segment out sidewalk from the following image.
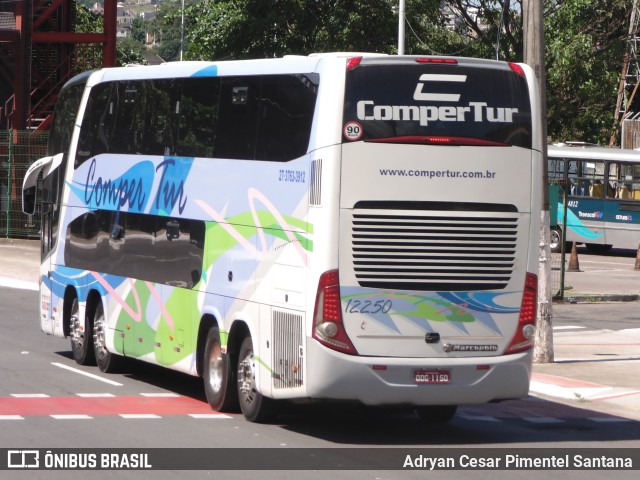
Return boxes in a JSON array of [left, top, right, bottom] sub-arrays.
[[559, 248, 640, 302], [1, 239, 639, 420]]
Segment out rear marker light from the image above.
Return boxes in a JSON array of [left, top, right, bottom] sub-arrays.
[[508, 62, 526, 77], [312, 270, 358, 355], [346, 56, 363, 70], [505, 272, 538, 355], [416, 57, 458, 64]]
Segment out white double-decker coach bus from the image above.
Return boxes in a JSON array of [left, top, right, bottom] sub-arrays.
[[23, 53, 542, 423]]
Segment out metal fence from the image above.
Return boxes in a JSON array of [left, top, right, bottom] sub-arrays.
[[0, 130, 48, 238]]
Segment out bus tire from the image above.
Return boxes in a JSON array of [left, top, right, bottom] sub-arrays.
[[550, 227, 562, 253], [415, 405, 458, 424], [70, 297, 96, 366], [237, 336, 277, 423], [203, 327, 238, 412], [93, 301, 122, 373]]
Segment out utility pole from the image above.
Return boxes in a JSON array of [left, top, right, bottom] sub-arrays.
[[398, 0, 405, 55], [523, 0, 554, 363]]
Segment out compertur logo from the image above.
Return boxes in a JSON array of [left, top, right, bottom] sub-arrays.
[[413, 74, 466, 102], [356, 74, 520, 126]]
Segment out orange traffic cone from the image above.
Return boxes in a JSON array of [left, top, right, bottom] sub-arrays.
[[635, 243, 640, 271], [567, 242, 581, 272]]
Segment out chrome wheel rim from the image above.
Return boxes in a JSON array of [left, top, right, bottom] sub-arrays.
[[93, 308, 106, 354], [70, 302, 84, 349], [207, 343, 223, 393], [237, 352, 256, 406]]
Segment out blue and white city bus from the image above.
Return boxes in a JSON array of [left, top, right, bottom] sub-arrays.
[[549, 143, 640, 252]]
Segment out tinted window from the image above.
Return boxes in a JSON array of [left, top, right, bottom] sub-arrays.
[[177, 77, 219, 157], [215, 76, 261, 160], [76, 73, 318, 167], [256, 74, 318, 161], [48, 82, 85, 156], [343, 63, 532, 148], [66, 210, 204, 288]]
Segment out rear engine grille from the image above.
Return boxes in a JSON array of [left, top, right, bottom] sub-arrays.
[[351, 203, 518, 291]]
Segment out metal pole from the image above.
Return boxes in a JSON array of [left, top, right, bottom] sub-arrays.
[[180, 0, 185, 61], [398, 0, 405, 55], [6, 132, 12, 238]]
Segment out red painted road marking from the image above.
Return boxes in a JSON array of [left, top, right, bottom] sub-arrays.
[[0, 395, 221, 417]]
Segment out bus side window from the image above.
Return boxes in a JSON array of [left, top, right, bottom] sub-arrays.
[[177, 77, 219, 158], [590, 180, 603, 197], [571, 179, 590, 196]]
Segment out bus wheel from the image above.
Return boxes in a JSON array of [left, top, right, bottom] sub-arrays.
[[415, 405, 458, 424], [203, 327, 238, 412], [70, 297, 96, 366], [237, 336, 276, 423], [550, 227, 562, 253], [93, 302, 122, 373]]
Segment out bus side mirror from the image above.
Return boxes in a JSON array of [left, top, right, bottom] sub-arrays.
[[22, 186, 37, 216], [21, 153, 64, 215]]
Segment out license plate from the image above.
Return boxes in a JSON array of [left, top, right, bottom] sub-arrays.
[[413, 369, 450, 385]]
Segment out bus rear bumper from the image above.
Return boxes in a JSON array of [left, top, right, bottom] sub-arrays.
[[304, 340, 532, 406]]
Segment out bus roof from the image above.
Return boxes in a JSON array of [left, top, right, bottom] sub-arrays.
[[548, 143, 640, 163]]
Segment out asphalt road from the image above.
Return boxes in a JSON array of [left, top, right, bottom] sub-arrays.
[[1, 287, 639, 479]]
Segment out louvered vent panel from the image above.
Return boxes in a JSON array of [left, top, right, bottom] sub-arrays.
[[272, 310, 304, 389], [309, 158, 322, 206], [351, 206, 518, 291]]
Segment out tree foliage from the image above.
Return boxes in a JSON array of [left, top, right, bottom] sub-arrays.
[[180, 0, 409, 60], [79, 0, 638, 146], [74, 1, 145, 67], [544, 0, 632, 144]]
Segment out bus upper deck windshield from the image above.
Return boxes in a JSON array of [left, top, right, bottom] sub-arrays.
[[343, 58, 532, 148]]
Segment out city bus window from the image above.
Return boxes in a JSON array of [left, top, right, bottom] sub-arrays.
[[610, 162, 640, 200], [567, 160, 605, 197]]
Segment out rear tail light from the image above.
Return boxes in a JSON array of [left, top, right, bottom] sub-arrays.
[[504, 272, 538, 354], [312, 270, 358, 355], [508, 62, 526, 77]]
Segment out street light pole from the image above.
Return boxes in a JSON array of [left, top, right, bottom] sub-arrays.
[[180, 0, 185, 61], [524, 0, 553, 363], [398, 0, 405, 55]]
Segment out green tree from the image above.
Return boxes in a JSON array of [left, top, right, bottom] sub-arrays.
[[544, 0, 632, 145], [181, 0, 446, 60], [74, 1, 146, 66], [140, 0, 637, 146]]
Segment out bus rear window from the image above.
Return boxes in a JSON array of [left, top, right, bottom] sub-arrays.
[[343, 63, 532, 148]]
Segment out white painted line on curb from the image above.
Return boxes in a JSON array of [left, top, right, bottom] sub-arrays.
[[0, 415, 24, 420], [11, 393, 49, 398], [76, 393, 116, 398], [139, 393, 179, 397], [188, 414, 233, 419], [119, 414, 161, 419], [50, 415, 93, 420]]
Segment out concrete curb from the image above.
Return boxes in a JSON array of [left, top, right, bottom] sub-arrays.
[[558, 294, 640, 304]]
